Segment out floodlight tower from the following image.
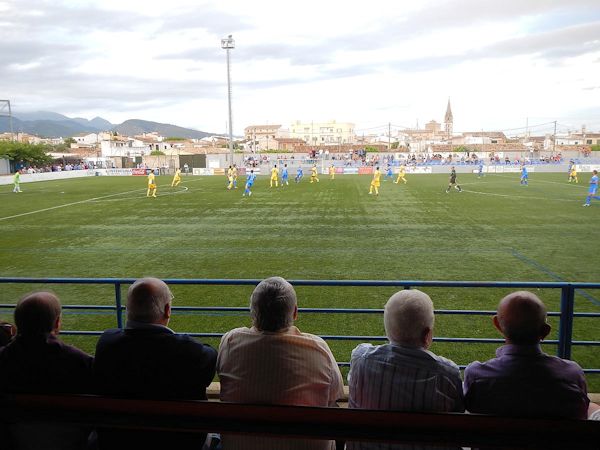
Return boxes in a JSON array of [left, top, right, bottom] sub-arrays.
[[221, 34, 235, 163], [0, 100, 14, 140]]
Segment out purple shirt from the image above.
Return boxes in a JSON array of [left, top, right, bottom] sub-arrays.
[[464, 344, 589, 419]]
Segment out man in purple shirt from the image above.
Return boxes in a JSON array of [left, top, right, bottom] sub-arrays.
[[464, 291, 589, 419]]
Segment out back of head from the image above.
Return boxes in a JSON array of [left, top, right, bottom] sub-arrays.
[[14, 291, 61, 336], [127, 277, 172, 323], [384, 289, 434, 347], [496, 291, 548, 345], [251, 277, 297, 332]]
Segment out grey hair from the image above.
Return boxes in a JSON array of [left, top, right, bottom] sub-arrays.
[[384, 289, 434, 346], [127, 277, 172, 323], [250, 277, 297, 332]]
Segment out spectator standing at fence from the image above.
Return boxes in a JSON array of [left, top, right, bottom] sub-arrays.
[[0, 291, 94, 450], [217, 276, 344, 450], [93, 277, 217, 450], [347, 289, 464, 450], [464, 291, 589, 419]]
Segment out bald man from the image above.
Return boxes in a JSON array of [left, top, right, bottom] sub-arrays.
[[0, 291, 93, 394], [0, 291, 93, 450], [94, 277, 217, 450], [464, 291, 589, 419]]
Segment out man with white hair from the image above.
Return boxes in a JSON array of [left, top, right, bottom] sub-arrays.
[[347, 289, 464, 449], [217, 276, 344, 450], [94, 277, 217, 450]]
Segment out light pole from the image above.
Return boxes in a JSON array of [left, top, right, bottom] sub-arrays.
[[221, 34, 235, 165]]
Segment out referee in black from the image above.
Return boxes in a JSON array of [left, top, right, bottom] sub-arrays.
[[446, 166, 463, 193]]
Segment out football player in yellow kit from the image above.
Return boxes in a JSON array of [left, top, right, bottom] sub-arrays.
[[329, 164, 335, 180], [270, 165, 279, 187], [227, 166, 234, 190], [232, 164, 239, 188], [310, 165, 319, 183], [369, 166, 381, 195], [394, 165, 407, 184], [147, 170, 157, 198], [171, 168, 181, 187], [569, 166, 578, 184]]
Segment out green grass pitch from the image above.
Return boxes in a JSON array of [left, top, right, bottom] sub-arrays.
[[1, 171, 598, 389]]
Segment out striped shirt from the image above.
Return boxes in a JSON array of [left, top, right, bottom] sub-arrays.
[[347, 343, 464, 450], [217, 326, 344, 450]]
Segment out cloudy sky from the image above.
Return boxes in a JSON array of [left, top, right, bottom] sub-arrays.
[[2, 0, 600, 136]]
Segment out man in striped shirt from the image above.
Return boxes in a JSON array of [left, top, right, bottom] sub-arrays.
[[347, 289, 464, 450], [217, 276, 344, 450]]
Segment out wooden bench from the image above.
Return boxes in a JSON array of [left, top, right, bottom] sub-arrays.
[[1, 393, 599, 449]]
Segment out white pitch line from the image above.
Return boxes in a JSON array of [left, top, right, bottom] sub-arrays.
[[490, 173, 588, 188], [462, 189, 578, 203], [0, 187, 152, 222], [1, 179, 206, 221], [87, 186, 189, 203]]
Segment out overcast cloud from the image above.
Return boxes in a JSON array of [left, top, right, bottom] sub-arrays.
[[1, 0, 599, 134]]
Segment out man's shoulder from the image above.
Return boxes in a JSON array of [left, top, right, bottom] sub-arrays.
[[98, 328, 215, 356], [428, 352, 461, 373], [352, 343, 460, 375], [54, 338, 93, 361]]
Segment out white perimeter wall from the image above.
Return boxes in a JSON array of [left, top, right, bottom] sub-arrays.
[[0, 169, 136, 185]]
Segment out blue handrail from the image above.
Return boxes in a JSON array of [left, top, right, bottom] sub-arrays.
[[0, 277, 598, 373]]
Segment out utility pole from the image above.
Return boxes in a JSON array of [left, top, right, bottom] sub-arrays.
[[221, 35, 235, 164], [388, 122, 391, 150], [553, 120, 557, 155], [482, 128, 485, 157]]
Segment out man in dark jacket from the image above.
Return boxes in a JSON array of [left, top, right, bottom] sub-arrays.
[[0, 291, 94, 450], [93, 277, 217, 450]]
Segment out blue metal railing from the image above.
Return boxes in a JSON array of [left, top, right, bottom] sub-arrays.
[[1, 277, 599, 373]]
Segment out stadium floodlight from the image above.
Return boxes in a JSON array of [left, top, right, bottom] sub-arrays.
[[0, 100, 14, 140], [221, 34, 235, 163]]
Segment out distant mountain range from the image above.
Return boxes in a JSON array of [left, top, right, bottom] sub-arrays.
[[0, 111, 213, 139]]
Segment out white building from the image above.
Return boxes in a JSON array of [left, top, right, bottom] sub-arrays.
[[556, 133, 600, 146], [244, 124, 282, 151], [100, 138, 150, 157], [289, 120, 355, 146], [73, 133, 99, 145]]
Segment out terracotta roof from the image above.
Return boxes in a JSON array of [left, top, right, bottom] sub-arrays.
[[244, 125, 282, 130]]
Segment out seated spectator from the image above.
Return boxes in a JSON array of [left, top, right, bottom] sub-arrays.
[[0, 291, 93, 450], [347, 289, 464, 450], [93, 277, 217, 450], [0, 321, 16, 347], [217, 276, 344, 450], [589, 403, 600, 420], [464, 291, 589, 418]]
